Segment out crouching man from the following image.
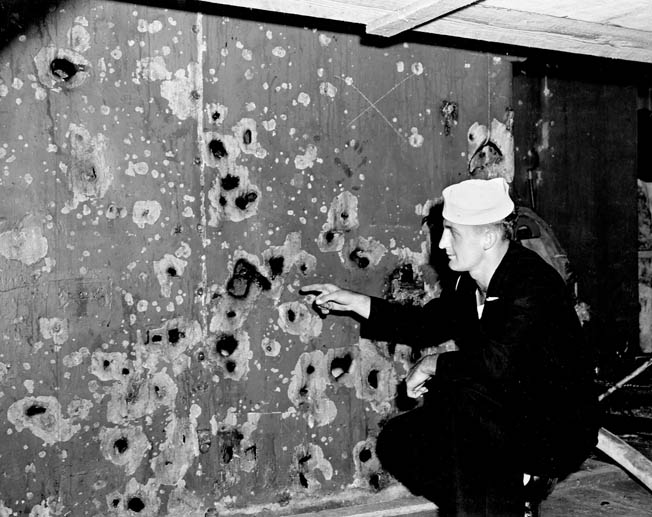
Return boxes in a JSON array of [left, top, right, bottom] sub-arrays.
[[301, 178, 599, 516]]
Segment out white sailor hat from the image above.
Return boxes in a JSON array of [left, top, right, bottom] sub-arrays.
[[442, 178, 514, 225]]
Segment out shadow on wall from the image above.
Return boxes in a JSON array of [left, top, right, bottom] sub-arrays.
[[0, 0, 62, 50]]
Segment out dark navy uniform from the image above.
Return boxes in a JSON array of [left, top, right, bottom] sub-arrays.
[[364, 242, 600, 516]]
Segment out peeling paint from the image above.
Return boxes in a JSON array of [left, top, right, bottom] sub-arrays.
[[0, 214, 48, 265]]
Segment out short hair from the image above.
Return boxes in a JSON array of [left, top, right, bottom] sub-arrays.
[[481, 210, 517, 241]]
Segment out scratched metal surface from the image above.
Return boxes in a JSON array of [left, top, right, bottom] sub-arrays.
[[0, 1, 510, 514]]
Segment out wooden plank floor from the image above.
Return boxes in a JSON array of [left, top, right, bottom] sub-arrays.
[[289, 458, 652, 516]]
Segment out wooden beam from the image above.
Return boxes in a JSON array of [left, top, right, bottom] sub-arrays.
[[196, 1, 652, 64], [366, 0, 482, 38], [419, 4, 652, 64]]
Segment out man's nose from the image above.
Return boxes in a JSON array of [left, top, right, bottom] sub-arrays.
[[438, 231, 448, 249]]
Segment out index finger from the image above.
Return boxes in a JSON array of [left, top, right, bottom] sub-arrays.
[[299, 284, 334, 295]]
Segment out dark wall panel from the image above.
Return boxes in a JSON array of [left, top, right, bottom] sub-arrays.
[[513, 61, 639, 373], [0, 1, 511, 514]]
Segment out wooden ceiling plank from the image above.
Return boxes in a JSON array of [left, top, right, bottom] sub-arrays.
[[418, 5, 652, 63], [365, 0, 482, 37], [195, 1, 652, 64], [194, 0, 384, 25]]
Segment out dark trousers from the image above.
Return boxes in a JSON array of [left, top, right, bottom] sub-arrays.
[[376, 385, 524, 517]]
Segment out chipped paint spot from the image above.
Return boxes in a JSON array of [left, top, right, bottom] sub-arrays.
[[136, 56, 171, 82], [68, 24, 91, 53], [294, 144, 318, 170], [411, 62, 424, 75], [0, 214, 48, 265], [61, 123, 113, 213], [319, 82, 337, 98], [125, 161, 149, 176], [272, 46, 287, 58], [296, 92, 311, 107], [7, 396, 81, 445], [318, 34, 332, 47], [261, 337, 281, 357], [408, 127, 424, 148], [132, 200, 162, 228], [39, 317, 69, 345], [151, 406, 200, 485], [160, 63, 201, 121]]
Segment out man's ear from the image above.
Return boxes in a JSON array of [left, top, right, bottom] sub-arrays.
[[483, 227, 498, 250]]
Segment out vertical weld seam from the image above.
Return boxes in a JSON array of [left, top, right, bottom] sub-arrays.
[[487, 54, 491, 124], [195, 12, 209, 335]]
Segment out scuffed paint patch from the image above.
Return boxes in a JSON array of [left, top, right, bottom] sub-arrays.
[[319, 82, 337, 98], [294, 443, 333, 490], [288, 350, 336, 427], [99, 425, 151, 475], [318, 34, 332, 47], [261, 337, 281, 357], [132, 200, 162, 228], [125, 161, 149, 176], [39, 317, 69, 345], [0, 362, 9, 383], [105, 477, 160, 516], [105, 370, 177, 424], [135, 56, 171, 82], [166, 481, 206, 517], [61, 123, 113, 213], [68, 23, 91, 53], [160, 62, 201, 121], [271, 46, 287, 58], [63, 347, 90, 368], [317, 191, 359, 253], [408, 127, 424, 148], [294, 144, 318, 170], [153, 254, 187, 297], [277, 301, 322, 343], [7, 396, 81, 445], [295, 92, 311, 107], [151, 404, 200, 485], [0, 214, 48, 265]]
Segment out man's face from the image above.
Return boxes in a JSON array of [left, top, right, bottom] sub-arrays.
[[438, 219, 485, 272]]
